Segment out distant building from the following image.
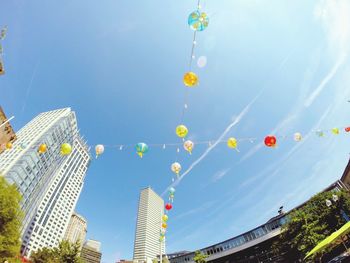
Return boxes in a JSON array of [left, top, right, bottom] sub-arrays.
[[0, 108, 91, 257], [169, 159, 350, 263], [64, 212, 87, 248], [0, 106, 16, 154], [81, 239, 102, 263], [133, 187, 165, 263]]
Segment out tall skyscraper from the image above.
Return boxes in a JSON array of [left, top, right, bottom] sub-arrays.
[[133, 187, 165, 263], [64, 212, 87, 248], [0, 108, 91, 257], [81, 239, 102, 263]]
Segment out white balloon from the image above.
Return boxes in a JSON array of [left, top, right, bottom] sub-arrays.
[[197, 56, 207, 68]]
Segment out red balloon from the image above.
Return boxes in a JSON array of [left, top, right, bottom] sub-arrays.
[[345, 127, 350, 132], [264, 135, 277, 147], [165, 203, 172, 211]]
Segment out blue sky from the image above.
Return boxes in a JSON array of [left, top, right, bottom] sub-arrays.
[[1, 0, 350, 262]]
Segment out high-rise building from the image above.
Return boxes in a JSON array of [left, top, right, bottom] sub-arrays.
[[81, 239, 102, 263], [133, 187, 165, 263], [64, 212, 87, 248], [0, 106, 16, 154], [0, 108, 91, 257]]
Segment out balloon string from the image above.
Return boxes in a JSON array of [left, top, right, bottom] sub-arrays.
[[188, 31, 197, 71]]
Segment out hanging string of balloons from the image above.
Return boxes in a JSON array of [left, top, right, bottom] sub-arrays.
[[2, 126, 350, 156]]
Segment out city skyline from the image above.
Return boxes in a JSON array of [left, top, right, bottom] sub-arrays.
[[0, 108, 91, 257], [1, 0, 350, 262]]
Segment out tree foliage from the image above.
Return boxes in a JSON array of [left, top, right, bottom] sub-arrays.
[[0, 176, 23, 262], [274, 189, 350, 261], [30, 240, 82, 263], [193, 251, 208, 263]]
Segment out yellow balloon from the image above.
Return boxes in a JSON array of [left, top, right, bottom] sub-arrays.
[[5, 142, 12, 150], [183, 72, 198, 87], [38, 144, 47, 154], [332, 128, 340, 135], [162, 215, 168, 222], [176, 125, 188, 138], [227, 137, 237, 149], [60, 143, 72, 156]]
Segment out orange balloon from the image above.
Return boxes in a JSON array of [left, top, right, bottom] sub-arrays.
[[38, 144, 47, 154], [183, 72, 199, 87], [162, 223, 167, 229], [6, 142, 12, 150]]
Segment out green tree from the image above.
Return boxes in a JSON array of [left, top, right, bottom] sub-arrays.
[[152, 258, 158, 263], [0, 176, 23, 262], [193, 251, 208, 263], [274, 189, 350, 260], [30, 247, 57, 263], [30, 240, 82, 263]]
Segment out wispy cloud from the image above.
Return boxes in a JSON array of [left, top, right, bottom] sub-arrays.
[[240, 105, 332, 189], [174, 201, 216, 220], [162, 94, 260, 196], [304, 0, 350, 107], [304, 54, 346, 107], [212, 168, 231, 182]]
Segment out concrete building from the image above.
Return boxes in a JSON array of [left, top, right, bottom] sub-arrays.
[[0, 108, 91, 257], [0, 106, 16, 154], [64, 212, 87, 248], [133, 187, 165, 263], [81, 239, 102, 263]]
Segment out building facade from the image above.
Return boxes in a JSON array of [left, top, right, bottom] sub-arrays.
[[81, 239, 102, 263], [0, 106, 16, 154], [0, 108, 91, 257], [64, 212, 87, 248], [133, 187, 165, 263], [169, 161, 350, 263]]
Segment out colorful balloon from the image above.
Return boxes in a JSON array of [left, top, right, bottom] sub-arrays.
[[61, 143, 72, 155], [197, 56, 207, 68], [345, 127, 350, 132], [183, 72, 199, 87], [165, 203, 173, 211], [95, 144, 105, 158], [159, 236, 165, 242], [264, 135, 277, 147], [162, 215, 168, 222], [162, 223, 167, 229], [171, 162, 182, 175], [38, 144, 47, 154], [183, 140, 194, 154], [135, 143, 149, 158], [294, 132, 302, 142], [188, 11, 209, 31], [332, 128, 340, 135], [5, 142, 12, 150], [176, 125, 188, 138], [227, 137, 238, 149]]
